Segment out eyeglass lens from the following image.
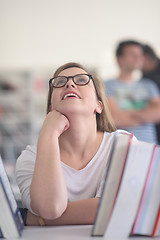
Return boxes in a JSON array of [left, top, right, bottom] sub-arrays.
[[52, 74, 91, 88]]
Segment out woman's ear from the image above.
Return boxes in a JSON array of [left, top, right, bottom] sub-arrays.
[[96, 101, 103, 114]]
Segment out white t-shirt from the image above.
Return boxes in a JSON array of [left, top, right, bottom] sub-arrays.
[[15, 130, 129, 213]]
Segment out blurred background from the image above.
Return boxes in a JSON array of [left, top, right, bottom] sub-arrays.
[[0, 0, 160, 200]]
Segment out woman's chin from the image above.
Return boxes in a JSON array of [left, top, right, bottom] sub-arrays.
[[60, 107, 87, 118]]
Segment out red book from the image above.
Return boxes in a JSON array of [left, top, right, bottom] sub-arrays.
[[152, 205, 160, 237]]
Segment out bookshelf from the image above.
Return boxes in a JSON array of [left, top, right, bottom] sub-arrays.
[[0, 70, 48, 204]]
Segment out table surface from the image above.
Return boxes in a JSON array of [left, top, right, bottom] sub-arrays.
[[8, 225, 157, 240]]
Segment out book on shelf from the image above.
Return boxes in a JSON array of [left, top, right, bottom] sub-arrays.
[[92, 133, 160, 238], [0, 155, 23, 239]]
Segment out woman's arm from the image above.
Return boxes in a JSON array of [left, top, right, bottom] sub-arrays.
[[27, 198, 99, 226], [30, 110, 70, 219]]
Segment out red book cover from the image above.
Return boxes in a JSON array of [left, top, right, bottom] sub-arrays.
[[152, 205, 160, 237]]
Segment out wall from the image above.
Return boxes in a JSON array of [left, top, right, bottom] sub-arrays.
[[0, 0, 160, 79], [0, 0, 160, 191]]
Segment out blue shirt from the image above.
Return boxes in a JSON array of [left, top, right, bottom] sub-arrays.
[[105, 78, 160, 144]]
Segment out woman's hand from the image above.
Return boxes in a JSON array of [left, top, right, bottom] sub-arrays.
[[39, 110, 70, 138]]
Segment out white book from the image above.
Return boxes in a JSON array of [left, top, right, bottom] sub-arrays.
[[131, 146, 160, 236], [92, 133, 132, 236], [0, 155, 23, 238]]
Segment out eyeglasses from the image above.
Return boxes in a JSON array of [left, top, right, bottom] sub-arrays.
[[49, 74, 93, 88]]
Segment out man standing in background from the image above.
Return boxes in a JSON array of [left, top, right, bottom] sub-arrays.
[[105, 40, 160, 144], [142, 44, 160, 144]]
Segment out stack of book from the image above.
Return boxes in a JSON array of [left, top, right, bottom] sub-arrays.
[[92, 133, 160, 238]]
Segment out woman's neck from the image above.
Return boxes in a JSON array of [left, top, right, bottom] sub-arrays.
[[59, 114, 103, 169]]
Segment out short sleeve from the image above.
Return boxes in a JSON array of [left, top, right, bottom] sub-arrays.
[[16, 145, 37, 214]]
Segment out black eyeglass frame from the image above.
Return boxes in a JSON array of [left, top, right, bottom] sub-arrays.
[[49, 74, 93, 88]]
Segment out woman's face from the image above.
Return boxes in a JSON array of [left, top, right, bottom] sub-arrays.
[[50, 67, 102, 117]]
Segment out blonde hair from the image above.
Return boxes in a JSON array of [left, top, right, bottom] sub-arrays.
[[47, 62, 116, 132]]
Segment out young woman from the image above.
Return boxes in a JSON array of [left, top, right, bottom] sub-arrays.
[[16, 62, 128, 226]]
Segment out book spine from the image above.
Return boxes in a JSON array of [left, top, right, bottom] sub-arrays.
[[109, 134, 132, 217], [92, 133, 132, 236], [131, 145, 159, 235], [152, 205, 160, 237]]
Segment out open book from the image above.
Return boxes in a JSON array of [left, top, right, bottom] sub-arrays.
[[92, 133, 160, 238], [0, 155, 23, 238]]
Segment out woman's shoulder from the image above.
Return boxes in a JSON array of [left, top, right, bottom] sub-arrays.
[[19, 145, 37, 156], [25, 144, 37, 153], [104, 129, 132, 137], [16, 145, 37, 166], [104, 129, 137, 141]]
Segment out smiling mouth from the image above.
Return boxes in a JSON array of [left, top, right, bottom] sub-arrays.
[[63, 93, 80, 100]]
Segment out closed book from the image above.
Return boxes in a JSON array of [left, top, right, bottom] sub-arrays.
[[131, 146, 160, 236], [104, 140, 155, 238], [0, 155, 23, 238], [92, 133, 132, 236], [152, 206, 160, 237]]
